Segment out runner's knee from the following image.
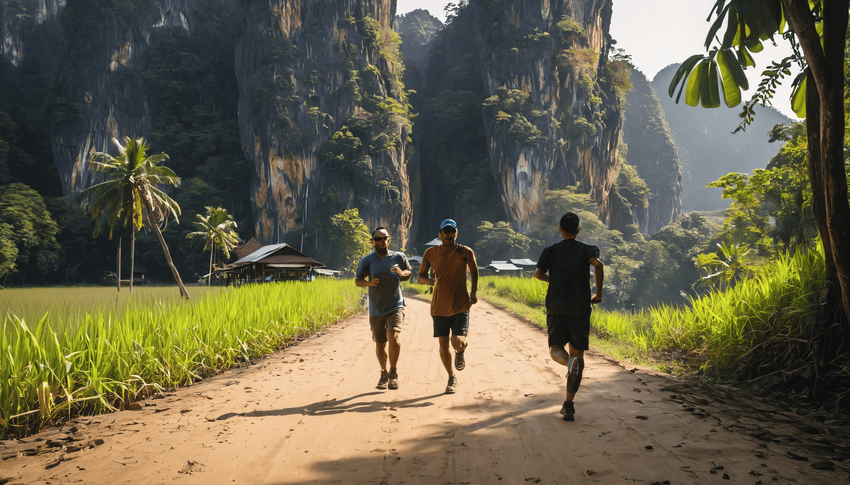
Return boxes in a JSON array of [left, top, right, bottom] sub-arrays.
[[451, 335, 466, 349]]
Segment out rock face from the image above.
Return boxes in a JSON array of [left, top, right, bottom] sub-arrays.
[[47, 0, 238, 200], [472, 0, 624, 233], [0, 0, 64, 67], [24, 0, 629, 251], [622, 67, 682, 234], [236, 0, 413, 246]]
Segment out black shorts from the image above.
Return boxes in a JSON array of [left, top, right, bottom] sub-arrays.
[[546, 314, 590, 350], [433, 312, 469, 338]]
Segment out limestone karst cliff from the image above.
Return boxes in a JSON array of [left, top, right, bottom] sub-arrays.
[[621, 67, 682, 234], [0, 0, 64, 67], [47, 0, 239, 200], [236, 0, 413, 247], [6, 0, 647, 258], [408, 0, 626, 237]]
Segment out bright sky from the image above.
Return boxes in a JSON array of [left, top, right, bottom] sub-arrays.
[[396, 0, 801, 119]]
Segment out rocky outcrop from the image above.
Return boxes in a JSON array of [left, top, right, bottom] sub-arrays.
[[48, 0, 238, 200], [473, 0, 624, 233], [622, 67, 681, 234], [394, 9, 442, 61], [236, 0, 413, 246], [0, 0, 64, 67]]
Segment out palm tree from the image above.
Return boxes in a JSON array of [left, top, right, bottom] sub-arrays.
[[695, 242, 753, 292], [76, 136, 190, 299], [186, 206, 240, 286]]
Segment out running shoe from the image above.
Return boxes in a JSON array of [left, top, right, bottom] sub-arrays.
[[388, 368, 399, 390], [445, 375, 458, 394], [454, 351, 465, 371], [566, 356, 584, 394], [376, 370, 389, 390], [560, 401, 575, 421]]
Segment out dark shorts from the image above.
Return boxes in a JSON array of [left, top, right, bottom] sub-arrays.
[[546, 314, 590, 351], [370, 308, 404, 343], [433, 312, 469, 338]]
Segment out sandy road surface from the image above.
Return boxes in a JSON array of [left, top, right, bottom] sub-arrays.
[[2, 298, 848, 484]]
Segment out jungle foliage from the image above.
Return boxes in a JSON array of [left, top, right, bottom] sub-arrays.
[[527, 187, 720, 310]]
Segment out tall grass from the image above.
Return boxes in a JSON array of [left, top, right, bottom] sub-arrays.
[[0, 281, 364, 438], [645, 245, 824, 368], [476, 246, 825, 371]]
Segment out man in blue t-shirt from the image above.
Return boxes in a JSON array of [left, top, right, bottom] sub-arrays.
[[534, 212, 604, 421], [355, 227, 412, 390]]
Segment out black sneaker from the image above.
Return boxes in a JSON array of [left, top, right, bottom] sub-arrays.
[[567, 357, 584, 394], [445, 375, 458, 394], [388, 368, 399, 390], [454, 351, 465, 371], [376, 370, 389, 390], [560, 401, 575, 421]]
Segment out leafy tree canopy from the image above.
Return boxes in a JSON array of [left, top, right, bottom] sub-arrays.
[[474, 221, 538, 262], [0, 183, 60, 282], [328, 209, 371, 274]]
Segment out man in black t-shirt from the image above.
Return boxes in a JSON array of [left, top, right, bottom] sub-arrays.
[[534, 212, 604, 421]]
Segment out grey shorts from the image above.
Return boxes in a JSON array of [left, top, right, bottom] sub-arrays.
[[370, 308, 404, 343]]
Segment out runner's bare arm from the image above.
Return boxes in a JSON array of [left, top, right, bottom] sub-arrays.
[[590, 256, 604, 303], [392, 263, 412, 281], [468, 248, 479, 304], [533, 268, 549, 283], [417, 257, 434, 285], [355, 272, 379, 287]]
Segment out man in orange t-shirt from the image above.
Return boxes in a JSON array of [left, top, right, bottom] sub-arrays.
[[417, 219, 479, 394]]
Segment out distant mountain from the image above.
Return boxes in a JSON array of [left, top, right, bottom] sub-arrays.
[[394, 9, 442, 61], [622, 67, 682, 234], [652, 64, 792, 212]]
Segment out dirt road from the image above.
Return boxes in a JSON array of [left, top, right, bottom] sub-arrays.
[[2, 298, 847, 484]]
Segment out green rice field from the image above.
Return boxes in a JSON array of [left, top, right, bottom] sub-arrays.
[[1, 286, 224, 329], [1, 281, 364, 438]]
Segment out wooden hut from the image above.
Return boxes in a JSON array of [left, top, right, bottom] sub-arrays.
[[216, 238, 325, 285]]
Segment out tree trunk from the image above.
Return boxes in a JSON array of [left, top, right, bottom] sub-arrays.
[[817, 1, 850, 325], [147, 211, 190, 300], [784, 0, 850, 329], [117, 237, 122, 292], [208, 242, 214, 286], [130, 228, 135, 292]]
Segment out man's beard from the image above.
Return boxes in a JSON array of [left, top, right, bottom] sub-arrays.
[[376, 247, 389, 256]]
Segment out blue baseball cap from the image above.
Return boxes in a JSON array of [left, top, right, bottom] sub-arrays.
[[440, 219, 457, 231]]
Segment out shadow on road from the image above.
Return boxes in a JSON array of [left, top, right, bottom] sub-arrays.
[[215, 391, 444, 420]]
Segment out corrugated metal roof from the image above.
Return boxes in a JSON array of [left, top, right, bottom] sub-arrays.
[[232, 243, 323, 267], [315, 268, 341, 275], [509, 258, 537, 266], [487, 263, 522, 271], [491, 260, 508, 264], [234, 243, 290, 264]]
